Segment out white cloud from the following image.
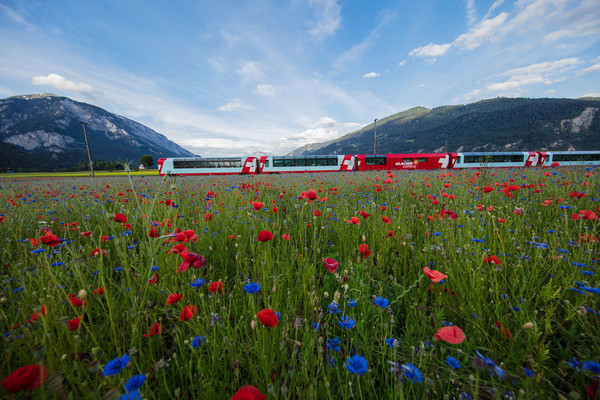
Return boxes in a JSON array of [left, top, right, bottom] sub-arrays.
[[308, 0, 342, 41], [32, 73, 95, 94], [217, 99, 253, 112], [408, 42, 452, 58], [235, 61, 265, 82], [465, 57, 582, 99], [398, 60, 406, 67], [280, 116, 360, 148], [362, 72, 380, 78], [255, 83, 278, 96], [453, 12, 508, 50], [577, 63, 600, 75], [465, 0, 478, 26]]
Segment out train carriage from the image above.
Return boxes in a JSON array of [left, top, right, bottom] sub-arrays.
[[355, 153, 456, 170], [454, 151, 543, 168], [258, 155, 355, 173], [157, 157, 259, 176], [545, 151, 600, 166]]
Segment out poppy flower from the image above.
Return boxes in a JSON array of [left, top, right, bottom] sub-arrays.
[[382, 216, 391, 224], [358, 244, 371, 258], [167, 293, 183, 305], [251, 201, 264, 211], [314, 210, 321, 217], [208, 281, 224, 293], [385, 230, 396, 238], [69, 294, 84, 308], [40, 231, 60, 247], [179, 305, 197, 321], [143, 323, 163, 337], [257, 230, 273, 242], [483, 255, 501, 265], [177, 253, 207, 273], [423, 267, 448, 282], [257, 309, 278, 327], [348, 216, 360, 225], [322, 257, 339, 273], [168, 244, 189, 255], [148, 273, 159, 285], [281, 233, 290, 240], [359, 210, 370, 219], [231, 385, 266, 400], [483, 186, 494, 193], [434, 325, 465, 344], [93, 287, 105, 295], [90, 248, 107, 257], [2, 365, 48, 393], [113, 213, 127, 223], [68, 316, 82, 331]]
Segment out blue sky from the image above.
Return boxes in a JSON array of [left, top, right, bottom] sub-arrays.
[[0, 0, 599, 157]]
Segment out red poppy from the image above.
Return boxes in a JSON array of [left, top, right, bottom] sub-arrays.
[[494, 321, 513, 339], [251, 201, 264, 211], [80, 231, 92, 237], [231, 385, 266, 400], [143, 323, 163, 337], [483, 255, 501, 265], [205, 213, 213, 221], [381, 216, 391, 224], [113, 213, 127, 223], [167, 293, 183, 305], [257, 230, 273, 242], [281, 233, 290, 240], [40, 231, 60, 247], [68, 294, 84, 308], [348, 216, 360, 225], [358, 244, 371, 258], [90, 248, 107, 257], [208, 281, 224, 293], [68, 316, 82, 331], [423, 267, 448, 282], [168, 244, 189, 255], [178, 253, 207, 273], [93, 287, 105, 295], [434, 325, 465, 344], [359, 210, 370, 219], [148, 228, 160, 238], [179, 305, 197, 321], [314, 210, 321, 217], [148, 273, 160, 285], [322, 257, 339, 273], [2, 365, 48, 393], [256, 309, 278, 327], [385, 230, 396, 238]]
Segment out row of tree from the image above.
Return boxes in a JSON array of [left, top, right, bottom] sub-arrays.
[[66, 155, 155, 172]]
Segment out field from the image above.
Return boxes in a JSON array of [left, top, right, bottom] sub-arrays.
[[1, 167, 599, 399]]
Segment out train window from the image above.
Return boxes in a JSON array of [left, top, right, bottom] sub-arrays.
[[365, 156, 387, 165], [402, 158, 413, 163], [457, 156, 462, 163], [328, 157, 338, 166], [417, 158, 427, 163], [263, 160, 269, 168], [273, 158, 284, 167], [283, 158, 294, 167], [317, 158, 328, 166], [295, 158, 306, 167]]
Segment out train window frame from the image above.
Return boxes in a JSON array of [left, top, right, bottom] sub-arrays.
[[365, 156, 387, 165]]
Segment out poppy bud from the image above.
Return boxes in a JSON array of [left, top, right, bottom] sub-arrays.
[[77, 289, 87, 300], [523, 321, 534, 330], [251, 320, 257, 330]]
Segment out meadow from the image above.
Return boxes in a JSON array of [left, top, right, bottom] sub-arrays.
[[0, 166, 599, 399]]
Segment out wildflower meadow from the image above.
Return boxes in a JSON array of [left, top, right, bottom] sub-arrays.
[[1, 166, 599, 399]]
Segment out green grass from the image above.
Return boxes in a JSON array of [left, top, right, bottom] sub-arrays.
[[0, 167, 599, 399]]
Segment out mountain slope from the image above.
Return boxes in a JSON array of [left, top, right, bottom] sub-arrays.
[[0, 94, 194, 171], [289, 98, 600, 156]]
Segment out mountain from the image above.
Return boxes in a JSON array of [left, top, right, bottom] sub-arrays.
[[289, 97, 600, 156], [0, 94, 195, 171]]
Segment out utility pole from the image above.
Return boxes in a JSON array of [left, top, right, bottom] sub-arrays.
[[80, 122, 95, 178], [373, 118, 377, 154]]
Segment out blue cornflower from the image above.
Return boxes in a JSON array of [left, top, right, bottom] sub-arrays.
[[344, 354, 368, 375], [328, 302, 341, 314], [191, 335, 206, 349], [567, 358, 584, 371], [474, 351, 505, 379], [120, 390, 142, 400], [327, 337, 341, 352], [401, 363, 423, 383], [347, 299, 358, 307], [386, 338, 398, 348], [338, 315, 356, 329], [522, 367, 534, 377], [124, 374, 146, 392], [244, 282, 261, 294], [441, 320, 454, 326], [373, 296, 389, 308], [446, 356, 461, 369], [103, 354, 131, 377], [583, 361, 600, 374], [312, 323, 321, 331], [190, 278, 205, 288]]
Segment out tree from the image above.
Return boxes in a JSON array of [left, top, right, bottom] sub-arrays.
[[139, 154, 155, 168]]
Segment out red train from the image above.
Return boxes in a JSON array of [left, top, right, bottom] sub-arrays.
[[158, 151, 600, 176]]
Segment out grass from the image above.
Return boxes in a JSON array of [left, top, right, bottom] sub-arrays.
[[0, 170, 160, 178], [0, 166, 599, 399]]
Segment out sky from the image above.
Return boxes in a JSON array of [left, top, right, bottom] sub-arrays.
[[0, 0, 599, 157]]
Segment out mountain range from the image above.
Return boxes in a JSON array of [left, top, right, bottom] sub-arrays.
[[0, 94, 194, 171], [289, 97, 600, 156]]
